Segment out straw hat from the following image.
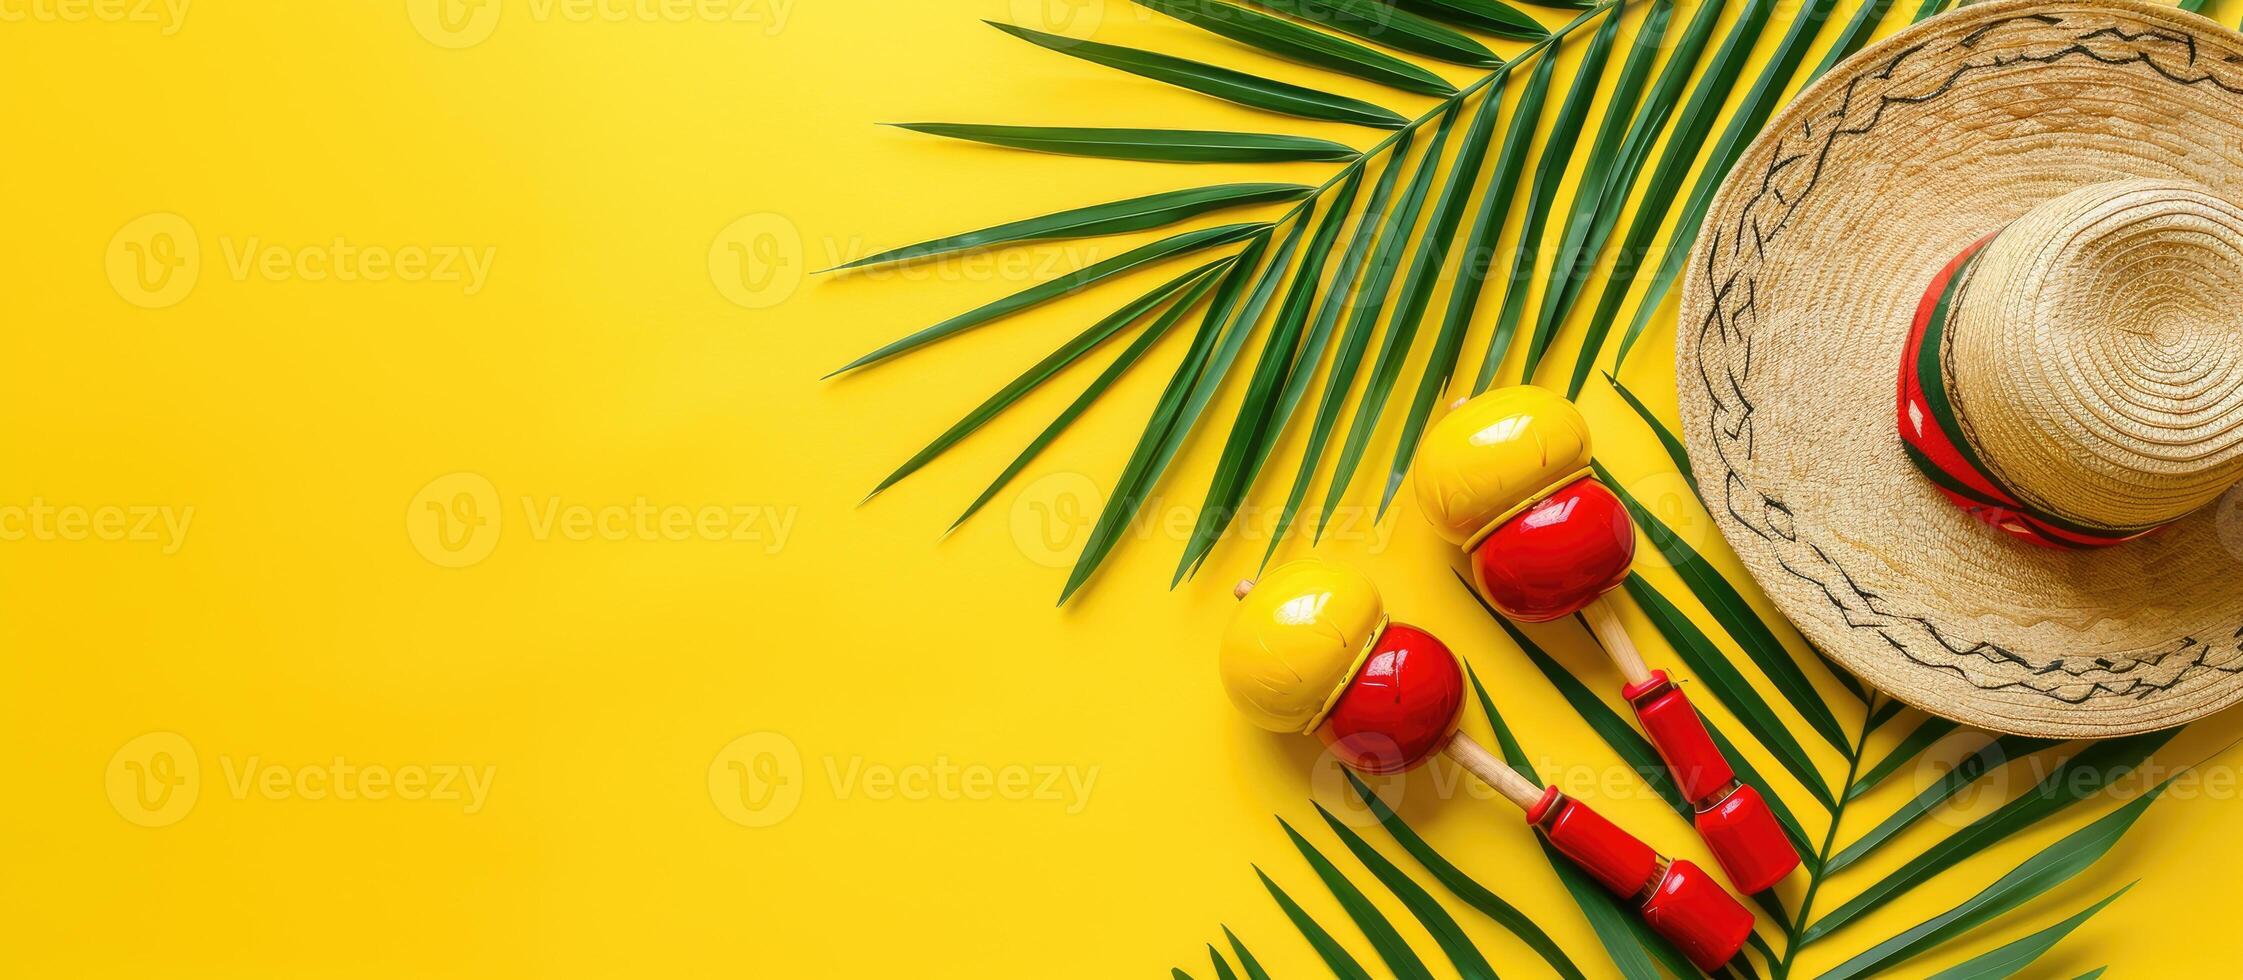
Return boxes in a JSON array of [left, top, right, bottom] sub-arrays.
[[1676, 0, 2243, 736]]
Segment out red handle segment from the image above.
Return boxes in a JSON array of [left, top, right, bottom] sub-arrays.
[[1525, 789, 1752, 972], [1641, 859, 1758, 972], [1627, 672, 1801, 893]]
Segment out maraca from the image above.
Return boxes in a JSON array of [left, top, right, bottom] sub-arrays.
[[1222, 559, 1754, 972], [1412, 386, 1801, 894]]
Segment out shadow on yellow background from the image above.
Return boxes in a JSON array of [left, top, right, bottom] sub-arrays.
[[5, 0, 2242, 976]]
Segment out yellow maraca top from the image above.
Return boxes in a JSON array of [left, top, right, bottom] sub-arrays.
[[1412, 385, 1593, 548], [1219, 559, 1388, 734]]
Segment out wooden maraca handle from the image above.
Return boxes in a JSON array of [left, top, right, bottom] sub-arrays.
[[1581, 595, 1654, 687], [1440, 731, 1542, 810]]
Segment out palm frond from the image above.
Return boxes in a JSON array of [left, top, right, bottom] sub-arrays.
[[1611, 0, 1841, 370], [991, 21, 1409, 128], [1136, 0, 1460, 96]]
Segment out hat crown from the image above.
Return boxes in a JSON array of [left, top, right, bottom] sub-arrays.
[[1946, 179, 2243, 532]]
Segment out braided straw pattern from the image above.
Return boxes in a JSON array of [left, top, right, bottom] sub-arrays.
[[1949, 179, 2243, 533], [1676, 0, 2243, 736]]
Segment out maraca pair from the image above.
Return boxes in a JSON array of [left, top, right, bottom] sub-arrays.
[[1414, 386, 1801, 895], [1222, 561, 1755, 972]]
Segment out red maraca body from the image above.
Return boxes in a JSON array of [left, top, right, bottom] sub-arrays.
[[1316, 623, 1466, 774], [1470, 477, 1636, 622]]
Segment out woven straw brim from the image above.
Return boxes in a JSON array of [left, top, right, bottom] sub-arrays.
[[1677, 0, 2243, 737]]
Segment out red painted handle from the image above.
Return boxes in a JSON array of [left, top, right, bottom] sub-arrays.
[[1641, 859, 1757, 972], [1525, 789, 1752, 971], [1527, 788, 1657, 898], [1627, 673, 1801, 892]]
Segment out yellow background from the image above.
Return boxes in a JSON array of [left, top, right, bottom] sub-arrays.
[[6, 0, 2242, 976]]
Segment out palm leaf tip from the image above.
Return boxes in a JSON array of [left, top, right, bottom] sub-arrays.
[[985, 20, 1409, 130], [885, 122, 1360, 164]]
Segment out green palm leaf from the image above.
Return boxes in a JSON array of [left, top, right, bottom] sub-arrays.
[[1603, 375, 1696, 491], [1821, 775, 2175, 979], [1175, 185, 1356, 579], [1340, 769, 1588, 980], [1315, 103, 1467, 535], [1520, 0, 1671, 380], [1382, 73, 1537, 514], [887, 123, 1359, 163], [1309, 803, 1499, 980], [1255, 867, 1376, 979], [1346, 72, 1515, 517], [1205, 944, 1239, 980], [1824, 734, 2062, 875], [1277, 818, 1437, 980], [1393, 0, 1550, 39], [1551, 0, 1725, 396], [1223, 926, 1275, 980], [991, 22, 1409, 128], [1612, 0, 1840, 369], [950, 263, 1230, 528], [830, 222, 1264, 375], [1921, 885, 2133, 980], [1261, 139, 1416, 562], [1059, 222, 1304, 601], [1134, 0, 1458, 95], [1560, 0, 1771, 386], [1808, 0, 1897, 82], [1801, 730, 2177, 946], [828, 183, 1309, 272], [1251, 0, 1504, 65], [1471, 1, 1621, 391], [1846, 717, 1960, 801], [869, 259, 1231, 500]]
